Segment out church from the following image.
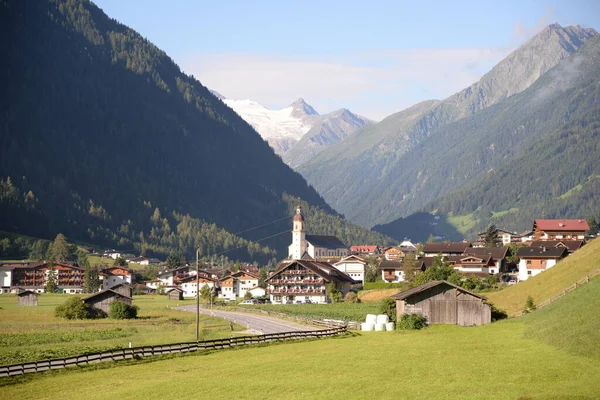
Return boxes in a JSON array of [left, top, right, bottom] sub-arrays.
[[288, 205, 349, 261], [265, 206, 356, 304]]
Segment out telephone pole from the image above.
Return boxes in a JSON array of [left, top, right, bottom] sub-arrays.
[[196, 248, 200, 341]]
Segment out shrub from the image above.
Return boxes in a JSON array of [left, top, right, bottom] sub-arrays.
[[490, 304, 508, 321], [55, 296, 102, 320], [397, 313, 428, 330], [380, 297, 396, 322], [523, 296, 536, 314], [108, 301, 138, 319], [344, 292, 359, 303]]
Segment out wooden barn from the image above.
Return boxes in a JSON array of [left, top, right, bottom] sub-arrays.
[[167, 287, 184, 300], [83, 289, 132, 313], [392, 280, 491, 326], [106, 283, 133, 298], [17, 290, 39, 306]]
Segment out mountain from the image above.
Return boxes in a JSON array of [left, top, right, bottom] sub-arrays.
[[0, 0, 394, 261], [374, 34, 600, 242], [283, 108, 372, 169], [222, 97, 316, 154], [221, 95, 372, 165], [299, 24, 597, 227]]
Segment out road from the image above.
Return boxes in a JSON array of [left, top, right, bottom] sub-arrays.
[[175, 305, 311, 334]]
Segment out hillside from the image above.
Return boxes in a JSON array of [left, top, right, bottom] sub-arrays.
[[376, 34, 600, 241], [0, 0, 392, 261], [486, 238, 600, 315], [300, 24, 597, 227]]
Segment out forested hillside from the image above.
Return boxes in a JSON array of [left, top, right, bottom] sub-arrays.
[[0, 0, 393, 261], [375, 35, 600, 241], [300, 24, 597, 227]]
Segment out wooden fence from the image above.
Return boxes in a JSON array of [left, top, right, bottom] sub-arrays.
[[0, 327, 346, 378], [512, 268, 600, 317]]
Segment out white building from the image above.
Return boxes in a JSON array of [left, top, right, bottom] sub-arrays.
[[180, 276, 216, 298], [517, 246, 568, 281], [333, 255, 367, 283], [288, 205, 348, 261], [218, 271, 260, 301]]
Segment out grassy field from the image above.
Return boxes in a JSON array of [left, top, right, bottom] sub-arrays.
[[3, 245, 600, 398], [358, 288, 402, 302], [486, 237, 600, 315], [246, 302, 383, 321], [0, 294, 245, 365]]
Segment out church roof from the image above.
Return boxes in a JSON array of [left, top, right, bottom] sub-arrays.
[[306, 235, 346, 250]]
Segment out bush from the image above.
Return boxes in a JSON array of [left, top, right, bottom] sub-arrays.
[[108, 301, 138, 319], [55, 296, 103, 320], [490, 304, 508, 321], [523, 296, 536, 314], [397, 313, 428, 330], [380, 297, 396, 322], [344, 292, 359, 303]]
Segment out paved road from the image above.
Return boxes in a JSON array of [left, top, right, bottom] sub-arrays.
[[175, 305, 311, 334]]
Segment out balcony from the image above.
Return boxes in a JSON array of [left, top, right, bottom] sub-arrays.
[[270, 278, 324, 284], [268, 288, 326, 295]]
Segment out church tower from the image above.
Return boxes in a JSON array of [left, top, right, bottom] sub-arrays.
[[288, 205, 307, 260]]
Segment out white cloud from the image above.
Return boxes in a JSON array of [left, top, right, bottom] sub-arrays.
[[180, 47, 512, 121]]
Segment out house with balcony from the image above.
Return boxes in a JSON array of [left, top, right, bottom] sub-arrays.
[[446, 255, 495, 277], [267, 260, 356, 304], [0, 261, 86, 293], [462, 247, 509, 274], [533, 219, 590, 241], [381, 260, 407, 282], [180, 275, 217, 298]]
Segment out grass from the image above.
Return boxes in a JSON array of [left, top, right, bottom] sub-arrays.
[[243, 302, 383, 322], [4, 243, 600, 399], [486, 237, 600, 315], [3, 318, 600, 399], [0, 294, 245, 365], [358, 288, 402, 302], [491, 207, 519, 218], [443, 212, 479, 237]]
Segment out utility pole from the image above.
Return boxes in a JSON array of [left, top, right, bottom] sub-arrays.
[[196, 248, 200, 342]]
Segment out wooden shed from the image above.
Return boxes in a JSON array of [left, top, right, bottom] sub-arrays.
[[17, 290, 39, 306], [83, 289, 132, 313], [392, 280, 491, 326], [106, 283, 133, 298], [167, 287, 184, 300]]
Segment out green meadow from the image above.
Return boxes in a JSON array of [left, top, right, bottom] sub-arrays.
[[0, 294, 244, 365]]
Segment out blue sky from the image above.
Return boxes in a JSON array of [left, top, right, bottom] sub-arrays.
[[94, 0, 600, 120]]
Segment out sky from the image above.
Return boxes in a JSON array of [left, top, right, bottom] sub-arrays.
[[94, 0, 600, 120]]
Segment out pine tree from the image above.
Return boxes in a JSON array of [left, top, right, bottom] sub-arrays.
[[50, 233, 69, 262], [484, 224, 499, 247], [45, 263, 58, 293]]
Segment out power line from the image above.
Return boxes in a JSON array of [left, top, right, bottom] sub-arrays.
[[233, 215, 290, 236], [212, 229, 291, 257]]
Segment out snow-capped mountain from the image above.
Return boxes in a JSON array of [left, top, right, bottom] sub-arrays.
[[217, 94, 372, 166]]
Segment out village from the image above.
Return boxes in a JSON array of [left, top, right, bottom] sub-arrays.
[[0, 206, 594, 322]]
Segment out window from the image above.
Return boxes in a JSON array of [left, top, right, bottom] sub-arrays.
[[526, 260, 532, 265], [527, 271, 532, 275]]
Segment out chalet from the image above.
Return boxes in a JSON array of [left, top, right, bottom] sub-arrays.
[[533, 219, 590, 241], [528, 240, 584, 254], [517, 246, 568, 281], [288, 205, 348, 260], [144, 279, 161, 291], [156, 266, 195, 286], [462, 247, 509, 274], [17, 290, 39, 306], [0, 261, 85, 293], [180, 275, 216, 298], [382, 247, 404, 261], [380, 260, 407, 282], [391, 280, 491, 326], [349, 245, 379, 255], [83, 289, 132, 313], [333, 255, 367, 283], [446, 255, 494, 276], [102, 266, 132, 289], [422, 242, 472, 257], [217, 271, 259, 301], [267, 260, 356, 304]]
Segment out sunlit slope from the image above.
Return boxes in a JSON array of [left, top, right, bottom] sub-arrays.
[[523, 273, 600, 359], [487, 237, 600, 315]]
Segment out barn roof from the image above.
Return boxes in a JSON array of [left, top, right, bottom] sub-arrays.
[[423, 242, 472, 254], [83, 288, 132, 302], [17, 290, 39, 297], [391, 280, 487, 301]]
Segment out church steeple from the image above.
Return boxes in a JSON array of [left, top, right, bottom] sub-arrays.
[[289, 205, 306, 260]]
